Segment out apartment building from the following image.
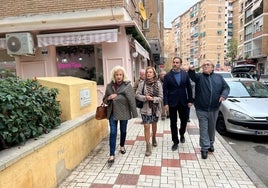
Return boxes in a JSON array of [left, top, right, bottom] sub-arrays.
[[172, 0, 228, 69], [171, 0, 267, 74], [163, 27, 174, 70], [0, 0, 164, 93], [144, 0, 164, 71], [235, 0, 268, 74]]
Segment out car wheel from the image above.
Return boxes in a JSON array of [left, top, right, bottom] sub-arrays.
[[216, 113, 228, 135]]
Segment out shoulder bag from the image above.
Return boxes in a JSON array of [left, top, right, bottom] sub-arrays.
[[95, 103, 107, 120], [136, 82, 145, 108]]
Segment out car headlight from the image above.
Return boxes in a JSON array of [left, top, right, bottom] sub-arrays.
[[229, 109, 253, 120]]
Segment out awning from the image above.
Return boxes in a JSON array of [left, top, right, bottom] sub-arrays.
[[0, 38, 6, 49], [37, 29, 118, 47], [134, 40, 150, 60], [252, 0, 262, 12]]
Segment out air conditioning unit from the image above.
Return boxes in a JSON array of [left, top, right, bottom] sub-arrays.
[[142, 19, 149, 30], [6, 32, 35, 55]]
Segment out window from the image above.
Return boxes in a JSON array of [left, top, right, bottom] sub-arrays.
[[240, 18, 243, 27], [56, 45, 104, 85], [0, 61, 16, 78], [240, 3, 244, 13], [217, 30, 222, 35]]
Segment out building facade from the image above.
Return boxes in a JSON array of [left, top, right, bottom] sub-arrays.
[[0, 0, 164, 103], [170, 0, 267, 74], [236, 0, 268, 74]]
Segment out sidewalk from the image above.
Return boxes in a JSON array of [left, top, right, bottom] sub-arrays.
[[59, 109, 265, 188]]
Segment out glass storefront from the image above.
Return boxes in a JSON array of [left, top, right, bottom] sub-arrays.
[[56, 45, 104, 85]]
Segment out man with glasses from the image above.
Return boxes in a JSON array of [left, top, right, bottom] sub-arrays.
[[163, 57, 194, 151], [187, 60, 230, 159]]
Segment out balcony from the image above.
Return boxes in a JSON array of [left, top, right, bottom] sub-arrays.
[[252, 48, 262, 57], [253, 30, 263, 38], [245, 0, 253, 7], [245, 15, 253, 24]]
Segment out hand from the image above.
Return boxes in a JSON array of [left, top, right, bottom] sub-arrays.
[[164, 105, 169, 112], [219, 97, 225, 102], [188, 103, 193, 107], [109, 94, 117, 100], [145, 95, 153, 101], [189, 64, 195, 70]]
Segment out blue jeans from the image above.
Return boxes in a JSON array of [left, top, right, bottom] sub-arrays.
[[196, 109, 219, 151], [109, 113, 128, 156]]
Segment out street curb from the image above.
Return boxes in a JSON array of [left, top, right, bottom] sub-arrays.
[[216, 132, 267, 188]]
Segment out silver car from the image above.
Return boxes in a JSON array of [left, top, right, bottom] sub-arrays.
[[214, 71, 233, 79], [216, 78, 268, 136]]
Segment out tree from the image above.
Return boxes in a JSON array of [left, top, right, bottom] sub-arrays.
[[226, 38, 237, 67]]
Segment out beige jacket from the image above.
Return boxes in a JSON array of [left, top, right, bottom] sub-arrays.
[[135, 80, 163, 117]]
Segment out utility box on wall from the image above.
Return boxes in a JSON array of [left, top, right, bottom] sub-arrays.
[[38, 76, 97, 121]]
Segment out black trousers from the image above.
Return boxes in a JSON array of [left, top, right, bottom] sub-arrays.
[[169, 103, 188, 144]]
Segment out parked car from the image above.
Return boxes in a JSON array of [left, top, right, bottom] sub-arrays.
[[231, 64, 256, 79], [216, 78, 268, 136], [214, 71, 233, 79], [260, 74, 268, 87]]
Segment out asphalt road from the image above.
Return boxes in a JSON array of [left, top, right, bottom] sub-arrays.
[[221, 133, 268, 187]]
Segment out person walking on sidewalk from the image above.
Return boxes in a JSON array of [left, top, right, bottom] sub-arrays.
[[133, 69, 146, 93], [159, 70, 169, 120], [136, 66, 163, 156], [103, 65, 138, 164], [163, 57, 194, 151], [187, 60, 230, 159]]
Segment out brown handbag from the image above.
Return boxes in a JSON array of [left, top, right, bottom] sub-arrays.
[[95, 103, 107, 120]]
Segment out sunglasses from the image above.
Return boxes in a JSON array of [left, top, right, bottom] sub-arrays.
[[202, 63, 211, 67]]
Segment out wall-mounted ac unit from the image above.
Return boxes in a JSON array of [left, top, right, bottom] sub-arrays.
[[6, 32, 35, 55], [142, 19, 149, 30]]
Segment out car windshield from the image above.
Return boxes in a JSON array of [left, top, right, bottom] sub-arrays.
[[219, 73, 232, 78], [228, 80, 268, 98]]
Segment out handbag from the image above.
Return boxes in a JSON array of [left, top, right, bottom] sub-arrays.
[[95, 103, 107, 120], [136, 99, 143, 108], [136, 82, 145, 108]]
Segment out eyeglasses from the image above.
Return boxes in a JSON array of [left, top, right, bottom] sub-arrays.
[[202, 63, 211, 67]]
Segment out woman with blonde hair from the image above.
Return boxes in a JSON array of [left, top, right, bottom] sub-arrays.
[[136, 66, 163, 156], [103, 65, 138, 164]]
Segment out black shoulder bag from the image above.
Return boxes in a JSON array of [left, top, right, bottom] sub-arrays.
[[136, 82, 145, 108]]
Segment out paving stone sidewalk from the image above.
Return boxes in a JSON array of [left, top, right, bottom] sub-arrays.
[[59, 109, 264, 188]]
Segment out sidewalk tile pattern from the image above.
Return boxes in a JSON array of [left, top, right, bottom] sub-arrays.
[[59, 116, 256, 188]]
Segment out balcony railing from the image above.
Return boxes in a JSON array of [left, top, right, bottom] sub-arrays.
[[245, 0, 253, 7], [252, 48, 262, 57], [253, 30, 263, 38]]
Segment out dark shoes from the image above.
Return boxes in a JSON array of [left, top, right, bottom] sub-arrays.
[[171, 143, 178, 151], [180, 135, 185, 143], [208, 146, 214, 152], [108, 156, 115, 164], [201, 151, 208, 159], [120, 147, 126, 154], [201, 146, 214, 159]]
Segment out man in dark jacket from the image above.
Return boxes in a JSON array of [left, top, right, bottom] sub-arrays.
[[188, 60, 230, 159], [163, 57, 194, 151]]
